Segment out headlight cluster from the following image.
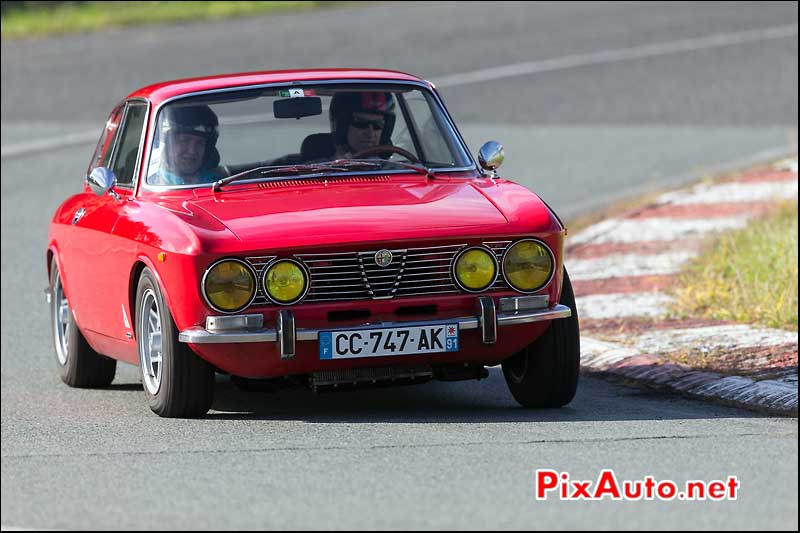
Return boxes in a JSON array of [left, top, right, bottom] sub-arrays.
[[453, 239, 554, 294], [203, 258, 308, 313], [203, 239, 553, 312]]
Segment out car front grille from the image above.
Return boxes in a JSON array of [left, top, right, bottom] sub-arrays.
[[246, 241, 511, 306]]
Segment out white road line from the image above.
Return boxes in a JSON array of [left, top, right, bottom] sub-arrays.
[[3, 24, 796, 160], [569, 216, 752, 245], [0, 113, 277, 160], [434, 24, 798, 88], [569, 250, 694, 280], [576, 292, 674, 320], [0, 129, 99, 158], [657, 180, 799, 205]]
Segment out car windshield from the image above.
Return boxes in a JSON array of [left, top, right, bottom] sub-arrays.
[[145, 83, 473, 187]]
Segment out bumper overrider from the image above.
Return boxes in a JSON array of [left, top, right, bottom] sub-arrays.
[[178, 295, 571, 359]]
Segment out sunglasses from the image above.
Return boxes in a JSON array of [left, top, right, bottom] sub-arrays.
[[350, 118, 385, 131]]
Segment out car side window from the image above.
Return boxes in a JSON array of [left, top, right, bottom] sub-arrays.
[[110, 101, 148, 188], [87, 104, 124, 175]]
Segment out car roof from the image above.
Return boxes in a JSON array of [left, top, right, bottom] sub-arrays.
[[125, 69, 427, 107]]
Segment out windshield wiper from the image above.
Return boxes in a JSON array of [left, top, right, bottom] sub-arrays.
[[320, 159, 384, 171], [213, 162, 380, 192], [384, 160, 437, 179], [211, 159, 427, 192], [336, 158, 438, 179], [212, 164, 330, 191]]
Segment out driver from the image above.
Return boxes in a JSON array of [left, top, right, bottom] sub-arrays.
[[329, 92, 396, 159], [151, 105, 221, 185]]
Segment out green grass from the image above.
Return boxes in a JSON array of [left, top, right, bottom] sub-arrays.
[[1, 1, 343, 39], [670, 201, 799, 331]]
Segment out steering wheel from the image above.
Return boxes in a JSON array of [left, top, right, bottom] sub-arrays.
[[351, 145, 421, 164]]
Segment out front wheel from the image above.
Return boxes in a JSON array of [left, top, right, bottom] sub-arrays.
[[135, 268, 214, 418], [50, 258, 116, 388], [502, 267, 580, 407]]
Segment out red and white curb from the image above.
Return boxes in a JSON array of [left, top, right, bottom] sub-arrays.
[[568, 158, 798, 414]]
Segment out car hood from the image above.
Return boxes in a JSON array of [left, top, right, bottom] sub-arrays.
[[186, 177, 512, 250]]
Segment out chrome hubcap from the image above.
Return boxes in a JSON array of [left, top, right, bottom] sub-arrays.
[[138, 289, 163, 395], [53, 272, 70, 366]]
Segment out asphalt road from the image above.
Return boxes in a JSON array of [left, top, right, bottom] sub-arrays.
[[1, 2, 798, 529]]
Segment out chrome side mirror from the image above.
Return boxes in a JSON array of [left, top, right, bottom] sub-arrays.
[[87, 167, 119, 199], [478, 141, 504, 177]]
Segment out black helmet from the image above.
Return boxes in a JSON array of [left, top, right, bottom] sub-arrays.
[[329, 92, 396, 146], [160, 104, 220, 169]]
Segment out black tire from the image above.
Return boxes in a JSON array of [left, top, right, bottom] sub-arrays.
[[135, 268, 214, 418], [49, 258, 116, 388], [502, 267, 580, 407]]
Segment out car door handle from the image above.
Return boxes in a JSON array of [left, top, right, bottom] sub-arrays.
[[72, 208, 86, 225]]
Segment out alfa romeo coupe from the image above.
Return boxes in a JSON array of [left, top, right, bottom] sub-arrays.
[[46, 69, 579, 417]]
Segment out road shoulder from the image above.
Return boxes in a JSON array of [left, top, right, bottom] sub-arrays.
[[569, 158, 798, 415]]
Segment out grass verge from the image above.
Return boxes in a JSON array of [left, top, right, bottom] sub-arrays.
[[669, 201, 798, 331], [1, 1, 343, 39]]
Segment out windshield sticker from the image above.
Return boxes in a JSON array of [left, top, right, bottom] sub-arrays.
[[281, 88, 316, 98]]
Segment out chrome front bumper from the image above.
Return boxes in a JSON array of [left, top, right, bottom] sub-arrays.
[[178, 296, 571, 360]]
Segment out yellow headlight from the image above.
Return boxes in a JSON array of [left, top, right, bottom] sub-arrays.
[[264, 260, 307, 304], [203, 259, 256, 312], [502, 240, 553, 292], [454, 248, 497, 292]]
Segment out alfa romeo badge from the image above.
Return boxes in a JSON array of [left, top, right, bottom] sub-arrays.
[[374, 249, 393, 267]]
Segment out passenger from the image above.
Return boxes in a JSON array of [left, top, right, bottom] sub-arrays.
[[151, 105, 220, 185]]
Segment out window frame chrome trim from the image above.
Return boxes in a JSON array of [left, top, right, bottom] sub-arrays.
[[107, 98, 150, 191]]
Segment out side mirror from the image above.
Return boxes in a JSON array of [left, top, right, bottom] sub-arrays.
[[478, 141, 504, 175], [87, 167, 118, 197]]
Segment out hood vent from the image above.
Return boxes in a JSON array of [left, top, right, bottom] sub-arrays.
[[258, 176, 391, 189]]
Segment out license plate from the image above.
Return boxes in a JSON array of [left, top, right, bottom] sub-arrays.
[[319, 323, 459, 360]]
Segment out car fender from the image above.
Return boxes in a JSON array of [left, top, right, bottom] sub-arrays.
[[130, 250, 179, 333]]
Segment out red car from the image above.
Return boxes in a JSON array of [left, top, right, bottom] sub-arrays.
[[46, 69, 579, 417]]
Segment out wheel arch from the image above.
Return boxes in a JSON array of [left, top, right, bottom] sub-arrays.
[[46, 244, 72, 301], [129, 256, 179, 340]]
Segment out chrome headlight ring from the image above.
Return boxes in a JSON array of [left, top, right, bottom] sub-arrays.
[[450, 245, 500, 294], [261, 258, 311, 306], [500, 238, 556, 294], [201, 257, 258, 314]]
